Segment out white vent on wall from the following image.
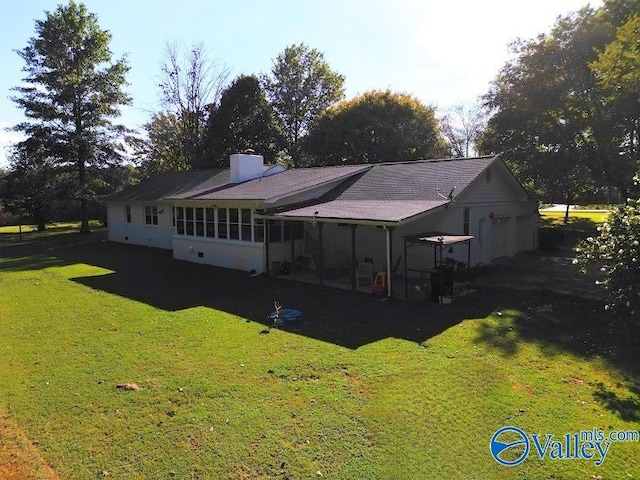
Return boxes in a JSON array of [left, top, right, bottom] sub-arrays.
[[230, 153, 264, 183]]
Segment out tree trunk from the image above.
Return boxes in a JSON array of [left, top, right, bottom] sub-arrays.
[[78, 157, 91, 234], [563, 200, 571, 225], [79, 197, 90, 233]]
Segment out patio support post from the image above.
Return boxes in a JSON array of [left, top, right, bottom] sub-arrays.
[[386, 226, 395, 298], [467, 239, 471, 268], [404, 237, 408, 300], [318, 222, 324, 286], [265, 219, 270, 276], [290, 222, 296, 280], [350, 224, 357, 291]]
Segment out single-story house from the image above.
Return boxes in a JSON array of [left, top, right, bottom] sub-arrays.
[[105, 153, 538, 296]]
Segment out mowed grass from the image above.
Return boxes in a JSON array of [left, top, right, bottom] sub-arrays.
[[0, 232, 638, 478], [540, 210, 610, 228]]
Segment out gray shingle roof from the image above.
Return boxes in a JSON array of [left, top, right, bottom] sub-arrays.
[[190, 165, 370, 202], [272, 156, 497, 223], [104, 169, 229, 202]]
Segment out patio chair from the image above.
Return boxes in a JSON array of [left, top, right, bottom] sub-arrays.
[[356, 261, 374, 288]]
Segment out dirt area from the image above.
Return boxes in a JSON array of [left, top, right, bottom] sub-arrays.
[[0, 414, 59, 480]]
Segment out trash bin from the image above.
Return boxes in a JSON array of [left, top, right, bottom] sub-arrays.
[[271, 261, 282, 275], [430, 267, 454, 303]]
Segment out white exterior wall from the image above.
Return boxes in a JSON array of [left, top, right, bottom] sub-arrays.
[[173, 236, 265, 272], [107, 201, 174, 249]]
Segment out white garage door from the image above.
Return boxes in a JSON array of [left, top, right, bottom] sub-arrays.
[[492, 217, 509, 259]]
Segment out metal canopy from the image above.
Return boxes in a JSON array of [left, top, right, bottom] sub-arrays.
[[405, 232, 474, 247], [403, 232, 474, 300]]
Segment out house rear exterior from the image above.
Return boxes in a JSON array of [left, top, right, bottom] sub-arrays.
[[105, 153, 538, 293]]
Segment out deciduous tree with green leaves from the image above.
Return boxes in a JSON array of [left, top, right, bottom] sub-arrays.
[[136, 112, 190, 178], [12, 1, 131, 233], [479, 8, 623, 222], [204, 75, 284, 167], [262, 43, 345, 166], [304, 90, 448, 166]]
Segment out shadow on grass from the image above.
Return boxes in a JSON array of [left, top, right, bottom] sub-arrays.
[[473, 311, 524, 357], [0, 233, 493, 350], [593, 381, 640, 422]]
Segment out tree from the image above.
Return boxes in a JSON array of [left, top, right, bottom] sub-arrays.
[[576, 192, 640, 332], [262, 43, 345, 166], [12, 1, 130, 233], [1, 144, 59, 231], [440, 103, 488, 158], [204, 75, 284, 167], [304, 90, 449, 166], [590, 14, 640, 172], [158, 42, 230, 169], [135, 112, 189, 178], [479, 8, 624, 222]]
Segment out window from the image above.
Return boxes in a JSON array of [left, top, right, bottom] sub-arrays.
[[463, 208, 470, 236], [125, 205, 132, 224], [176, 207, 184, 234], [229, 208, 240, 240], [145, 205, 158, 225], [241, 209, 252, 241], [205, 208, 215, 238], [195, 207, 205, 237], [172, 207, 175, 227], [185, 207, 194, 235], [217, 208, 228, 239], [253, 216, 264, 242]]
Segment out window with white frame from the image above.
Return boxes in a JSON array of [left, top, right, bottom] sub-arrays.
[[253, 216, 264, 242], [145, 205, 158, 225], [205, 208, 215, 238], [185, 207, 194, 235], [125, 205, 132, 224], [229, 208, 240, 240], [241, 209, 252, 241], [176, 207, 184, 234], [217, 208, 228, 239], [195, 207, 205, 237]]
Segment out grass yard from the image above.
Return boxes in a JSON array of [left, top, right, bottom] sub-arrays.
[[0, 226, 638, 479], [540, 210, 610, 228]]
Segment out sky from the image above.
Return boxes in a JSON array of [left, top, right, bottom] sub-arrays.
[[0, 0, 601, 167]]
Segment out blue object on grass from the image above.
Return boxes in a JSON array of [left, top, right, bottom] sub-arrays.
[[267, 308, 302, 326]]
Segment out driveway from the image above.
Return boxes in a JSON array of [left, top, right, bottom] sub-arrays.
[[470, 248, 603, 299]]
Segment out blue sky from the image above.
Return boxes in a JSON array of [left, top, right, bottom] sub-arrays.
[[0, 0, 600, 167]]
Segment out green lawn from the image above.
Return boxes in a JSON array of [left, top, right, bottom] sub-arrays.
[[0, 229, 638, 479], [540, 210, 610, 228]]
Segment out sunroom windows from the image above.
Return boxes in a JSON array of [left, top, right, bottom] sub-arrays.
[[174, 206, 292, 243]]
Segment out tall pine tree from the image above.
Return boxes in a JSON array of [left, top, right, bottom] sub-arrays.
[[12, 1, 130, 232]]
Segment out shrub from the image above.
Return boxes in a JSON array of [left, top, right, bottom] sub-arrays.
[[575, 196, 640, 331]]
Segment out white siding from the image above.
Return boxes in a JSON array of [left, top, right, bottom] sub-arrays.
[[173, 237, 265, 272], [107, 201, 174, 250]]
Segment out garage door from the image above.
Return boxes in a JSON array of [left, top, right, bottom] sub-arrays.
[[516, 215, 533, 252], [492, 217, 509, 259]]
